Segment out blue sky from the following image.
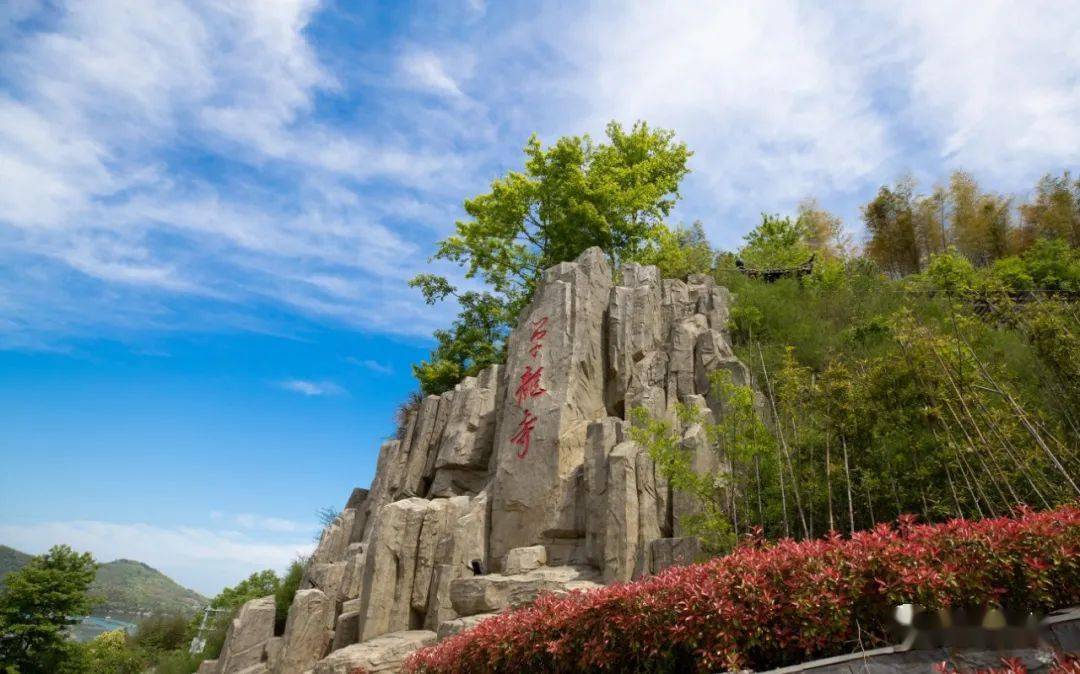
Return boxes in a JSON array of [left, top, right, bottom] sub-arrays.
[[1, 0, 1078, 595]]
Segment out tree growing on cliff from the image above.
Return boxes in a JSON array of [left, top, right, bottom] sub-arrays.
[[412, 121, 692, 395], [0, 545, 98, 673]]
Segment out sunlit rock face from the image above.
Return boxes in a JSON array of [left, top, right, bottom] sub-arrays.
[[213, 247, 748, 673]]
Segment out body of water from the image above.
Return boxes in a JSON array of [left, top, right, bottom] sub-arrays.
[[68, 614, 138, 642]]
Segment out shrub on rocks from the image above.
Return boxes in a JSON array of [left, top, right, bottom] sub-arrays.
[[405, 506, 1079, 673]]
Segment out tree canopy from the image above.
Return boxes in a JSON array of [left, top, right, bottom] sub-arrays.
[[412, 121, 692, 394], [0, 545, 97, 673]]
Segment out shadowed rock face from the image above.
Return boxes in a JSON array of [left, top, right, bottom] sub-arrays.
[[213, 247, 749, 673]]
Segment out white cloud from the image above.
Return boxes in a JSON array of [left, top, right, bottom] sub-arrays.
[[892, 1, 1080, 186], [346, 357, 393, 375], [209, 511, 312, 534], [0, 520, 314, 596], [399, 49, 466, 99], [0, 0, 467, 347], [532, 1, 892, 245], [277, 379, 346, 397], [2, 0, 1078, 347]]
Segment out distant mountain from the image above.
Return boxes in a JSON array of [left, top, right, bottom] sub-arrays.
[[91, 558, 206, 618], [0, 545, 32, 585], [0, 546, 206, 618]]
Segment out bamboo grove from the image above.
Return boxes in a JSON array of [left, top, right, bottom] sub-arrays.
[[631, 253, 1080, 549]]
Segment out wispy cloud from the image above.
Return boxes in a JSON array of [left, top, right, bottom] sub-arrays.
[[346, 356, 393, 375], [210, 511, 313, 534], [399, 49, 467, 99], [2, 1, 1078, 348], [0, 520, 315, 596], [277, 379, 346, 397]]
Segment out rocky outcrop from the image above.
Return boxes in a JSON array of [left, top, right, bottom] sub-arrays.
[[211, 247, 750, 673], [214, 596, 276, 674], [489, 248, 613, 567], [312, 631, 436, 674]]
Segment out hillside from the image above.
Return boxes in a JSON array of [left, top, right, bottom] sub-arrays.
[[0, 545, 32, 586], [91, 558, 206, 618], [0, 546, 205, 618]]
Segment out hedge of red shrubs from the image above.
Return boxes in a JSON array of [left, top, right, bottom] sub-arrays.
[[404, 506, 1079, 674]]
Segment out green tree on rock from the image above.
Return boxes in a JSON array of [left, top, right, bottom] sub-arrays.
[[412, 121, 692, 395], [0, 545, 97, 673]]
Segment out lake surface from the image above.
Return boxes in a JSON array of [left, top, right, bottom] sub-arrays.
[[68, 614, 138, 642]]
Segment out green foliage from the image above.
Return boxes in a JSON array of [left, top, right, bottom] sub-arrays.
[[1019, 170, 1080, 247], [637, 250, 1079, 547], [409, 283, 511, 395], [0, 545, 98, 673], [78, 630, 142, 674], [631, 370, 779, 550], [628, 222, 715, 279], [412, 121, 691, 395], [274, 559, 308, 634], [209, 570, 279, 611], [738, 213, 813, 268], [863, 178, 922, 275], [151, 649, 204, 674], [133, 613, 190, 653], [89, 559, 205, 618], [0, 546, 32, 588], [195, 569, 281, 660]]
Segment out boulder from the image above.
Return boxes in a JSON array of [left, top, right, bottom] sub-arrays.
[[306, 561, 346, 602], [649, 537, 701, 574], [263, 637, 283, 671], [274, 589, 333, 674], [216, 595, 275, 674], [584, 417, 626, 566], [434, 365, 501, 471], [694, 329, 750, 397], [673, 420, 719, 537], [668, 314, 709, 399], [312, 630, 437, 674], [606, 265, 663, 414], [357, 498, 430, 640], [426, 467, 489, 498], [450, 566, 601, 617], [196, 660, 218, 674], [660, 279, 693, 340], [345, 487, 369, 510], [309, 509, 354, 567], [400, 394, 444, 496], [410, 499, 453, 613], [423, 494, 487, 630], [358, 439, 404, 542], [603, 441, 641, 583], [232, 665, 268, 674], [331, 611, 360, 651], [624, 350, 670, 421], [503, 545, 547, 574], [633, 449, 664, 578], [338, 543, 366, 601], [490, 247, 612, 566], [436, 612, 499, 641]]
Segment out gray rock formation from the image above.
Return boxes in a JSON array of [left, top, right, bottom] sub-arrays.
[[210, 247, 750, 673], [312, 631, 436, 674], [214, 595, 275, 674], [273, 589, 333, 674]]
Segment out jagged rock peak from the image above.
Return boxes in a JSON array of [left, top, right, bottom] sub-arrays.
[[211, 247, 750, 673]]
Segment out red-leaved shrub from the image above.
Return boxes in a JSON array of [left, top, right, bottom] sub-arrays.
[[405, 506, 1079, 673]]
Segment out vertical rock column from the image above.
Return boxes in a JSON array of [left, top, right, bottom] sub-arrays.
[[489, 247, 612, 568]]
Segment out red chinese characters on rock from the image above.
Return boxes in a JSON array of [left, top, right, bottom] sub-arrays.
[[529, 317, 548, 358], [511, 409, 538, 459], [511, 316, 549, 459], [514, 366, 546, 405]]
